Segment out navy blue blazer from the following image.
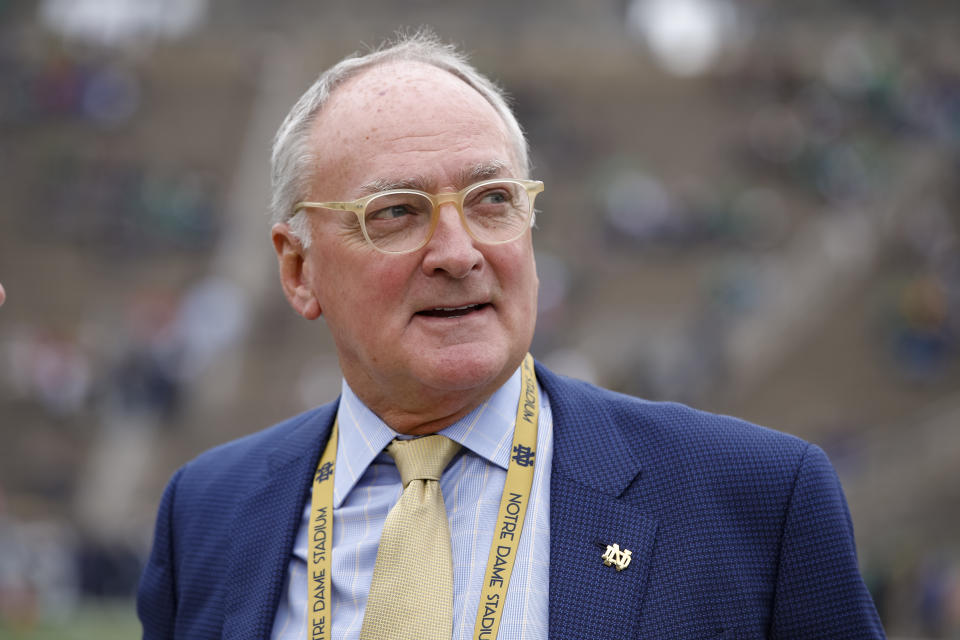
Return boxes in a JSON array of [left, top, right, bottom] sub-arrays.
[[138, 363, 885, 638]]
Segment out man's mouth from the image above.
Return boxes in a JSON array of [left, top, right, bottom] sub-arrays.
[[416, 303, 489, 319]]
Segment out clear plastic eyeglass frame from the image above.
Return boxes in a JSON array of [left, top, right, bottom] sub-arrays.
[[293, 178, 544, 254]]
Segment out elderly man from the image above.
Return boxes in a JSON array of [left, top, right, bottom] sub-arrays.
[[138, 34, 885, 639]]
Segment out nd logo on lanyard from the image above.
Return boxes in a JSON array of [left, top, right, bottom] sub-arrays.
[[308, 354, 540, 640]]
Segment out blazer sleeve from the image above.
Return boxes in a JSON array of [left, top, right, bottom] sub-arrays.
[[137, 466, 185, 640], [770, 443, 885, 638]]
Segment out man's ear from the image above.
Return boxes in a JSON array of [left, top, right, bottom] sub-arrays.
[[272, 222, 322, 320]]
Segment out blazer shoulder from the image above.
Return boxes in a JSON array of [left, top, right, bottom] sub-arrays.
[[537, 362, 813, 487], [540, 362, 805, 445], [631, 396, 810, 460]]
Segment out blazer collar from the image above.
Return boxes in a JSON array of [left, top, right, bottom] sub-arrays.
[[535, 362, 644, 498]]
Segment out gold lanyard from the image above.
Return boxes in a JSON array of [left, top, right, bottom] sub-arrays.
[[308, 353, 540, 640], [309, 408, 337, 640]]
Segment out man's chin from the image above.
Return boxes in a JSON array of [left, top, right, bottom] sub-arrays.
[[411, 344, 520, 394]]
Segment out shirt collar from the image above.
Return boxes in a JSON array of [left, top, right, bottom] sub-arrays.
[[333, 366, 522, 507]]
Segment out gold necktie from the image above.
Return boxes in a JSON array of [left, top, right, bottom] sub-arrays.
[[359, 435, 461, 640]]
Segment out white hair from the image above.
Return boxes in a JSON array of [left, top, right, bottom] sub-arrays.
[[269, 30, 531, 247]]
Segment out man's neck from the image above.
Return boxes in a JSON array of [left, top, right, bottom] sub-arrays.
[[343, 368, 517, 436], [363, 388, 496, 435]]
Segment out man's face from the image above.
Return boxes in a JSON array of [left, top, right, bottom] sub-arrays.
[[274, 62, 538, 428]]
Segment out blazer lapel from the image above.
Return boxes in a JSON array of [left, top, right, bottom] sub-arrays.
[[549, 473, 657, 640], [537, 364, 656, 640], [221, 403, 337, 640]]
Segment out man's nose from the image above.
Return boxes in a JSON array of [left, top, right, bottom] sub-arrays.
[[420, 203, 483, 278]]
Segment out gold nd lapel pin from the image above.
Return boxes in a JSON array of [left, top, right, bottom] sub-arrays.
[[601, 543, 632, 571]]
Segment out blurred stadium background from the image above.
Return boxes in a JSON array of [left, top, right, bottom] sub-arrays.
[[1, 0, 959, 637]]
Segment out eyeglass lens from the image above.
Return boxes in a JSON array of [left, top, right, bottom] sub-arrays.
[[362, 181, 532, 252]]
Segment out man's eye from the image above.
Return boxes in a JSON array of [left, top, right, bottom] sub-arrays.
[[368, 205, 412, 221], [480, 190, 509, 204]]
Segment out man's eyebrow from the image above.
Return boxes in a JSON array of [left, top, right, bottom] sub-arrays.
[[356, 176, 430, 196], [457, 161, 507, 185], [356, 162, 508, 197]]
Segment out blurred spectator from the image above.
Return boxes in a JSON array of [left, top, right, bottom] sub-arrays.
[[7, 328, 92, 417], [872, 272, 956, 382], [39, 159, 220, 252], [918, 555, 955, 637], [602, 169, 675, 242], [168, 276, 249, 383], [0, 495, 78, 631], [0, 48, 139, 126], [103, 277, 249, 422], [103, 291, 181, 423]]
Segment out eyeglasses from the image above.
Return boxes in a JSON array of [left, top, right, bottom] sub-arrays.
[[293, 178, 544, 254]]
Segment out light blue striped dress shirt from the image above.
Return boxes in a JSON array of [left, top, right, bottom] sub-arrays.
[[271, 365, 553, 639]]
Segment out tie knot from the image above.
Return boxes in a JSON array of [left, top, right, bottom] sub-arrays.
[[387, 435, 460, 487]]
